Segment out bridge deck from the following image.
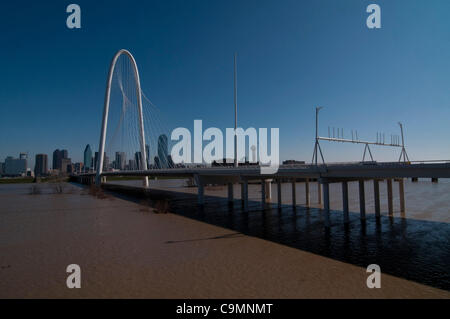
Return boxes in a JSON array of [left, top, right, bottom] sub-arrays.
[[76, 162, 450, 181]]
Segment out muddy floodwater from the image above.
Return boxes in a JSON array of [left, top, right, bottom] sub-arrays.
[[108, 178, 450, 291], [0, 180, 449, 298]]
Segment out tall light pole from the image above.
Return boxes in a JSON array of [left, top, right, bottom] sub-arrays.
[[234, 52, 238, 167]]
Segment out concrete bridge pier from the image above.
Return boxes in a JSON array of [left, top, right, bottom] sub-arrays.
[[322, 180, 330, 228], [373, 179, 381, 218], [227, 183, 234, 204], [398, 178, 405, 213], [342, 181, 349, 223], [261, 179, 266, 208], [387, 179, 394, 215], [242, 180, 249, 212], [195, 175, 204, 206], [265, 180, 272, 203], [292, 179, 297, 207], [305, 178, 310, 206], [277, 179, 282, 208], [101, 176, 107, 183], [359, 180, 366, 220], [317, 182, 322, 206]]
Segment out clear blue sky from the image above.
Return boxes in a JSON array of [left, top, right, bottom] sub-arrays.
[[1, 0, 450, 167]]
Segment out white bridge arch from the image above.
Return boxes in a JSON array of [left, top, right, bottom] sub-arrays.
[[96, 49, 149, 186]]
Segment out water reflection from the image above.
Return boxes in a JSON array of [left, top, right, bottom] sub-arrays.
[[104, 179, 450, 291]]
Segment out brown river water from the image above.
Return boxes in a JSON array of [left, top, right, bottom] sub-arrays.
[[0, 179, 449, 294], [105, 178, 450, 291]]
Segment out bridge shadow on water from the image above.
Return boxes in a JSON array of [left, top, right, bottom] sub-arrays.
[[102, 184, 450, 292]]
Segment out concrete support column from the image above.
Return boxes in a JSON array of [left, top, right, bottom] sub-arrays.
[[342, 181, 349, 224], [227, 183, 234, 203], [323, 182, 330, 228], [387, 179, 394, 216], [305, 178, 310, 206], [243, 180, 249, 212], [277, 180, 282, 208], [359, 180, 366, 220], [265, 180, 272, 202], [101, 176, 107, 184], [292, 180, 297, 207], [373, 179, 381, 218], [197, 180, 204, 206], [317, 182, 322, 206], [261, 179, 266, 208], [398, 178, 405, 213]]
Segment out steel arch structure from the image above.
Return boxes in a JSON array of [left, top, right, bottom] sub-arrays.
[[96, 49, 149, 186]]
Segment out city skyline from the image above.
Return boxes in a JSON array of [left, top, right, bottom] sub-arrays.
[[1, 1, 450, 167]]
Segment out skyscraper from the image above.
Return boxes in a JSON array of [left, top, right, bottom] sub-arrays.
[[60, 158, 72, 174], [146, 144, 150, 169], [34, 154, 48, 177], [135, 151, 142, 170], [94, 152, 108, 171], [53, 149, 61, 170], [84, 144, 93, 171], [158, 134, 168, 169], [115, 152, 126, 170], [167, 155, 175, 168], [53, 149, 69, 170], [154, 156, 161, 169]]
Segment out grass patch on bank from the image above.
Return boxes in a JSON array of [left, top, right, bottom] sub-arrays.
[[0, 176, 70, 184], [0, 177, 35, 184]]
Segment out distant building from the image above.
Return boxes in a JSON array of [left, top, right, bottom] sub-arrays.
[[0, 161, 4, 176], [128, 159, 137, 170], [74, 162, 83, 173], [4, 155, 27, 176], [135, 151, 142, 170], [104, 155, 110, 171], [154, 156, 161, 169], [167, 155, 174, 168], [158, 134, 168, 169], [146, 144, 150, 169], [53, 149, 61, 170], [94, 152, 108, 171], [34, 154, 48, 177], [84, 144, 93, 171], [60, 158, 72, 174], [94, 152, 99, 171], [115, 152, 126, 170], [53, 149, 69, 170]]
